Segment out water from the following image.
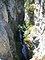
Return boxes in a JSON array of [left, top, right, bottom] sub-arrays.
[[19, 30, 28, 60], [22, 44, 28, 60], [0, 59, 1, 60], [19, 30, 23, 44]]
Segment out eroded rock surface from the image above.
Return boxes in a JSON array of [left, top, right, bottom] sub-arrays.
[[0, 1, 16, 60], [30, 0, 45, 60]]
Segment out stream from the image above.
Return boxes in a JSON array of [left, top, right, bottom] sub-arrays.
[[19, 30, 28, 60]]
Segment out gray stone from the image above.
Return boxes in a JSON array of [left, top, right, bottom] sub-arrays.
[[0, 24, 13, 60], [0, 1, 8, 22]]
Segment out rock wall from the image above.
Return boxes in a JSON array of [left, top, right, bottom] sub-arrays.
[[30, 0, 45, 60], [0, 0, 16, 60], [0, 0, 24, 60]]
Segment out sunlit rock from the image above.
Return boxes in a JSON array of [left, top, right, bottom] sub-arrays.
[[0, 1, 8, 22], [30, 0, 45, 60]]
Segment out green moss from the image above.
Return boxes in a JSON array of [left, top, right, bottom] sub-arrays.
[[29, 4, 36, 12], [24, 0, 35, 12], [24, 24, 34, 38]]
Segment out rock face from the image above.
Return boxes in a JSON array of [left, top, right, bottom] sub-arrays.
[[4, 0, 24, 32], [30, 0, 45, 60], [0, 1, 8, 22], [0, 0, 16, 60], [0, 15, 14, 59], [5, 0, 25, 60], [0, 0, 24, 60], [0, 24, 13, 60]]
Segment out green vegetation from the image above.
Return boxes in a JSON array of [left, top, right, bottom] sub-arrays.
[[23, 0, 35, 51], [4, 0, 35, 59]]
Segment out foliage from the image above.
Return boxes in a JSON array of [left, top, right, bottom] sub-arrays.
[[23, 0, 35, 51], [18, 25, 24, 31], [24, 0, 36, 12], [24, 23, 34, 37], [29, 4, 36, 12]]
